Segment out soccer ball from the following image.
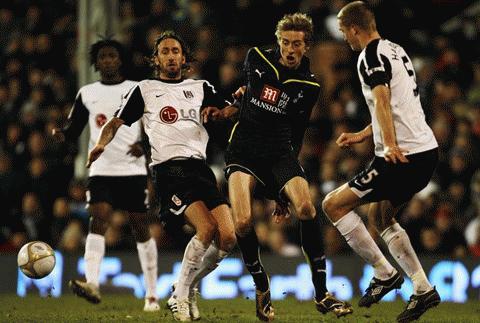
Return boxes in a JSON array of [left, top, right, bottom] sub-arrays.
[[17, 241, 56, 279]]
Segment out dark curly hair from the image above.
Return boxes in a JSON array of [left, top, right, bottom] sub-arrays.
[[150, 31, 193, 77], [89, 38, 127, 74]]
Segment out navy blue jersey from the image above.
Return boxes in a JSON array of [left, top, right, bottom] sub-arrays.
[[228, 47, 320, 158]]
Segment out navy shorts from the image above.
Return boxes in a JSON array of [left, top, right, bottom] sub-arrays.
[[225, 151, 305, 200], [86, 175, 148, 212], [152, 159, 227, 220], [348, 148, 438, 207]]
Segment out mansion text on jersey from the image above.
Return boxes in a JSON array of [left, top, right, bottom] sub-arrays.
[[250, 97, 287, 115]]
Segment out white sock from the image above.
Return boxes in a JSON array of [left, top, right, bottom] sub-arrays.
[[137, 238, 158, 299], [334, 210, 395, 280], [174, 235, 208, 300], [381, 223, 432, 294], [191, 242, 229, 291], [84, 233, 105, 288]]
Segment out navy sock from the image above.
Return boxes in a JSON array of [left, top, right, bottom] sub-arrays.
[[236, 229, 269, 292], [301, 217, 327, 300]]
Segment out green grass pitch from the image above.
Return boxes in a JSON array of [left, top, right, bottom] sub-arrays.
[[0, 295, 478, 322]]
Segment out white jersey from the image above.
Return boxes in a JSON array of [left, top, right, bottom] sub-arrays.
[[357, 39, 438, 157], [116, 78, 226, 167], [69, 80, 147, 177]]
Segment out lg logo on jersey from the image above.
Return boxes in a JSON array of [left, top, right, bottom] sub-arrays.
[[159, 106, 199, 124], [160, 106, 178, 124]]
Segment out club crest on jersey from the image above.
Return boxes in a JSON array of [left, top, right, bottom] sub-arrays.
[[183, 90, 194, 99], [160, 106, 178, 124], [260, 85, 280, 104], [171, 194, 182, 206], [95, 113, 107, 127]]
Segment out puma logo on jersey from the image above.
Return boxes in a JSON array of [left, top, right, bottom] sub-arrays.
[[293, 90, 304, 103], [255, 69, 265, 78]]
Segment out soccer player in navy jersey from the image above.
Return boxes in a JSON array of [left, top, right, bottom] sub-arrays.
[[204, 13, 353, 321]]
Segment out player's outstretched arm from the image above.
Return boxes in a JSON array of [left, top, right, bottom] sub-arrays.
[[202, 85, 244, 121], [336, 124, 373, 148], [202, 105, 239, 123], [209, 85, 244, 121], [86, 117, 125, 168]]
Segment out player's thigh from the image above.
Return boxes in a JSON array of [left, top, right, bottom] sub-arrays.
[[270, 153, 306, 198], [184, 200, 216, 242], [227, 171, 256, 223], [347, 156, 392, 204]]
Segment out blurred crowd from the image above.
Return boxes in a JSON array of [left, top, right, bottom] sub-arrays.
[[0, 0, 479, 260]]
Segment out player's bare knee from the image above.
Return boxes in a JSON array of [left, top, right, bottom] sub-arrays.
[[322, 192, 348, 222], [295, 201, 316, 220], [321, 193, 333, 215]]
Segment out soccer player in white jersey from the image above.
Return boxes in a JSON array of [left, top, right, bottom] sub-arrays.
[[52, 39, 159, 312], [321, 2, 441, 322], [86, 31, 236, 322]]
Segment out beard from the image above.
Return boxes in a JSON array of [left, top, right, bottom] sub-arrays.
[[160, 64, 182, 79], [166, 70, 181, 78]]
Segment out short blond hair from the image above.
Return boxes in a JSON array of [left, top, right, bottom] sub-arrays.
[[275, 13, 314, 44], [337, 1, 376, 33]]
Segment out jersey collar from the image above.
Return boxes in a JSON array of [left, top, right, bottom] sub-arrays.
[[155, 78, 184, 84]]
